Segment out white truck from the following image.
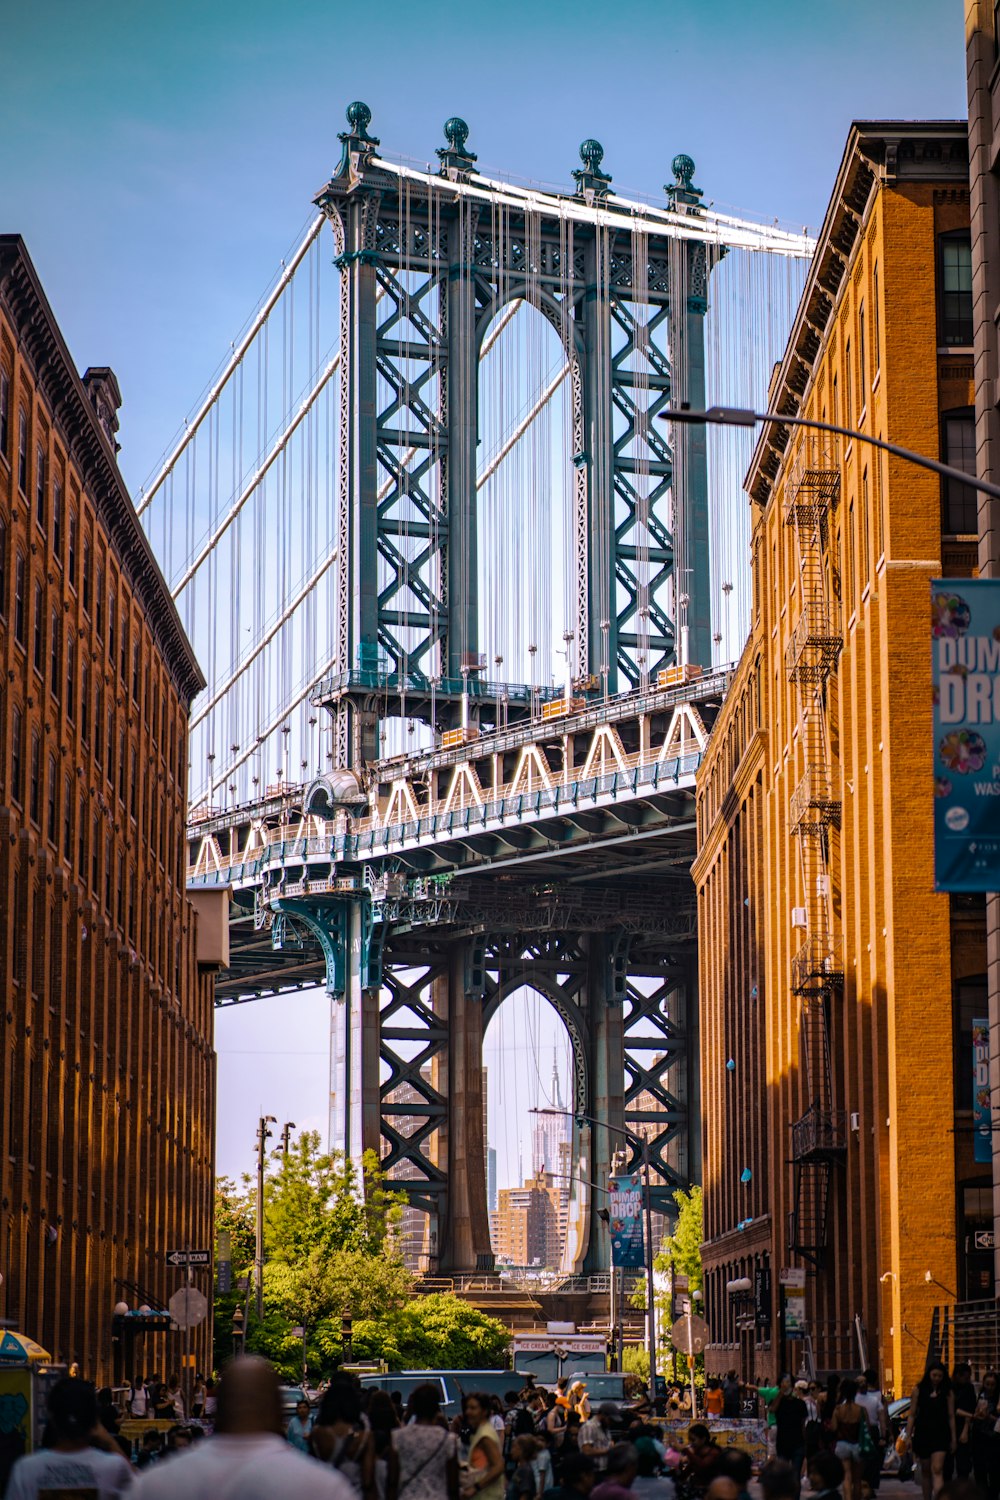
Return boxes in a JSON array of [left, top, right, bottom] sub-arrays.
[[510, 1324, 607, 1385]]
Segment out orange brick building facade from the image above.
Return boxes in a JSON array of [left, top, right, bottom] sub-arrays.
[[693, 124, 988, 1395], [0, 237, 216, 1381]]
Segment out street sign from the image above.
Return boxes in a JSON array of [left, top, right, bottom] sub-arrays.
[[975, 1229, 996, 1251], [670, 1314, 710, 1356], [166, 1249, 210, 1268], [168, 1286, 209, 1330]]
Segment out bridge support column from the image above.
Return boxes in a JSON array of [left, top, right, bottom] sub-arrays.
[[436, 941, 491, 1273], [682, 244, 712, 670], [582, 933, 626, 1274], [311, 901, 379, 1171]]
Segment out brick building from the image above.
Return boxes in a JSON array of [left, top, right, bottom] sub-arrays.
[[692, 123, 987, 1395], [0, 236, 217, 1382], [493, 1171, 562, 1268]]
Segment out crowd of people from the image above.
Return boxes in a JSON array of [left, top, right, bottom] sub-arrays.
[[8, 1358, 1000, 1500]]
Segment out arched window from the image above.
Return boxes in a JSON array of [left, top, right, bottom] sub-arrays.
[[49, 610, 60, 688], [81, 664, 89, 743], [62, 775, 72, 858], [17, 409, 27, 491], [34, 444, 46, 529]]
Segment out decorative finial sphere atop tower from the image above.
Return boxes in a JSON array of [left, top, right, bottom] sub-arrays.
[[672, 153, 696, 188], [444, 117, 470, 153], [346, 100, 373, 134], [580, 139, 605, 173]]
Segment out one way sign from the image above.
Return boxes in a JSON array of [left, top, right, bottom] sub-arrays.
[[166, 1249, 210, 1268]]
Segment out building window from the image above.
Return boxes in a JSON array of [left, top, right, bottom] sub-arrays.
[[0, 369, 9, 458], [861, 469, 870, 585], [942, 408, 978, 533], [107, 708, 115, 786], [108, 591, 116, 660], [116, 855, 124, 927], [46, 756, 57, 843], [847, 497, 856, 613], [49, 610, 60, 688], [118, 732, 125, 801], [91, 815, 99, 892], [95, 566, 104, 638], [62, 775, 71, 859], [939, 232, 974, 346], [29, 732, 40, 825], [32, 582, 42, 672], [11, 706, 23, 805], [52, 481, 62, 560], [94, 687, 103, 765], [872, 264, 880, 372], [130, 747, 137, 818], [132, 641, 140, 700], [17, 410, 27, 492], [121, 619, 129, 681], [13, 553, 25, 646], [82, 538, 91, 613], [858, 304, 866, 402], [104, 836, 112, 911], [67, 511, 77, 590], [81, 664, 89, 743], [66, 641, 75, 720], [845, 340, 853, 427], [34, 445, 46, 529], [0, 517, 6, 615], [77, 796, 86, 876], [955, 974, 988, 1110]]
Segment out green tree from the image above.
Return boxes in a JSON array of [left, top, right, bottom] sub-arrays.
[[352, 1295, 510, 1371], [213, 1132, 505, 1379], [629, 1184, 704, 1383]]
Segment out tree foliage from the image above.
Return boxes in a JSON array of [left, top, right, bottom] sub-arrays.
[[213, 1132, 503, 1379]]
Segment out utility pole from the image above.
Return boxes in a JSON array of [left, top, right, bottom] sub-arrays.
[[281, 1121, 296, 1156], [255, 1115, 276, 1320]]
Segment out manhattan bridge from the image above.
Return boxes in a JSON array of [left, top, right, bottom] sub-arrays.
[[141, 104, 813, 1275]]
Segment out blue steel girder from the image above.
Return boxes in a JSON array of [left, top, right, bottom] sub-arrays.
[[378, 958, 450, 1202]]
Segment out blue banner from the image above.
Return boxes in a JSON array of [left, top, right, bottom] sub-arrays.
[[609, 1173, 645, 1268], [932, 580, 1000, 891], [974, 1017, 991, 1164]]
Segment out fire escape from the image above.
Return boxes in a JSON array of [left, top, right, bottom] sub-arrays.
[[784, 447, 845, 1268]]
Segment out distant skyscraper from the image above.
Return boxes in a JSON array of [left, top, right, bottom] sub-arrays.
[[488, 1147, 498, 1212], [531, 1055, 570, 1174]]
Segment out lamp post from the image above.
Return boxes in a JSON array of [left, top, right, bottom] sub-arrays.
[[255, 1115, 276, 1320], [660, 404, 1000, 503], [531, 1107, 659, 1400], [231, 1305, 245, 1358]]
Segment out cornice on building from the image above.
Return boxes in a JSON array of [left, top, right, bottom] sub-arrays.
[[745, 120, 970, 512], [0, 235, 205, 704]]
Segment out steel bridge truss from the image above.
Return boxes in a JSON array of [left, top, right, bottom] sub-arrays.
[[314, 105, 716, 765], [371, 926, 693, 1271]]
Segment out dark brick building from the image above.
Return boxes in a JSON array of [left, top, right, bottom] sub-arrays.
[[0, 236, 216, 1381]]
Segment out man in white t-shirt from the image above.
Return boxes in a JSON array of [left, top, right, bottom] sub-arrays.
[[6, 1378, 133, 1498], [132, 1356, 355, 1500]]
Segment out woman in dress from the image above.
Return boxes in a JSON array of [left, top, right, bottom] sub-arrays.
[[905, 1362, 956, 1500], [388, 1383, 458, 1500], [460, 1393, 506, 1500]]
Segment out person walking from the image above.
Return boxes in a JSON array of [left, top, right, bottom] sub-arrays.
[[770, 1376, 808, 1496], [312, 1377, 377, 1500], [6, 1379, 133, 1500], [967, 1370, 1000, 1499], [855, 1370, 888, 1496], [722, 1375, 741, 1422], [388, 1382, 459, 1500], [949, 1364, 977, 1483], [287, 1398, 316, 1454], [905, 1362, 956, 1500], [132, 1356, 357, 1499], [460, 1393, 505, 1500], [832, 1380, 870, 1500], [591, 1444, 639, 1500], [579, 1406, 615, 1474]]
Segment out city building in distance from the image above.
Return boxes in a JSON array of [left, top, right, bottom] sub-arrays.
[[0, 237, 220, 1381], [693, 122, 985, 1393]]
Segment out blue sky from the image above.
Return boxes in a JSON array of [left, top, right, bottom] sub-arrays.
[[3, 0, 968, 1181]]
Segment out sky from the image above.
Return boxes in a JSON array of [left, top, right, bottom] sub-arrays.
[[2, 0, 968, 1184]]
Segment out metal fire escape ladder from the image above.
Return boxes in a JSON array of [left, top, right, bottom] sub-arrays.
[[784, 441, 844, 1269]]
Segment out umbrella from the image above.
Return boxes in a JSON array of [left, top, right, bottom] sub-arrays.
[[0, 1332, 51, 1365]]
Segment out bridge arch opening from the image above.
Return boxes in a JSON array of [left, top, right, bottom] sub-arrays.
[[482, 982, 583, 1276], [476, 296, 576, 693]]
